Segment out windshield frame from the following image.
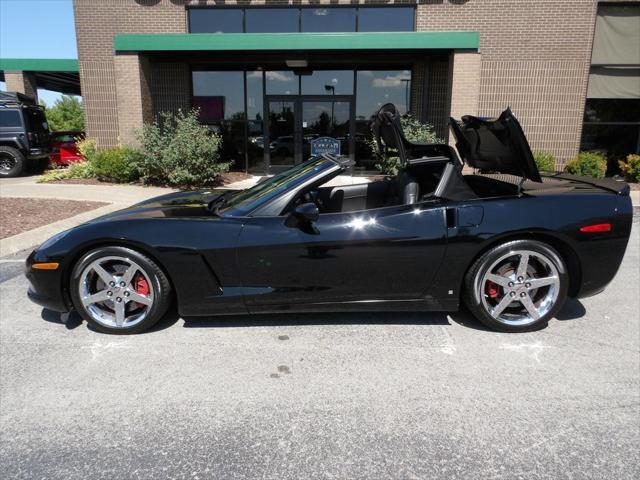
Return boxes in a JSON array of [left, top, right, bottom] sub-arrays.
[[219, 156, 343, 217]]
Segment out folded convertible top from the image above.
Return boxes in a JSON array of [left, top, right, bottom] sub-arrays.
[[449, 108, 542, 183]]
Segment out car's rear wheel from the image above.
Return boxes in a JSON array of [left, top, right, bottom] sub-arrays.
[[463, 239, 568, 332], [70, 246, 172, 334], [0, 146, 25, 177]]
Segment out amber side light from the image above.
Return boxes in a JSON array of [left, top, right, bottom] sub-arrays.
[[31, 262, 60, 270]]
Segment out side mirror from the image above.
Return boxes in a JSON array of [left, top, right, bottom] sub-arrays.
[[285, 202, 319, 228]]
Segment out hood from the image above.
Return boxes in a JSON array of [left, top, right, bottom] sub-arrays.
[[89, 189, 232, 223], [449, 108, 542, 183]]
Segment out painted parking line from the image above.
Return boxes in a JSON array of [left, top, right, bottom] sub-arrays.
[[0, 259, 26, 263]]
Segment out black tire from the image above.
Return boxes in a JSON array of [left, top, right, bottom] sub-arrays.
[[70, 246, 172, 334], [0, 146, 26, 177], [462, 239, 569, 332]]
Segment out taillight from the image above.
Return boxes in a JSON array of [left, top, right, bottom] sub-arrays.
[[27, 132, 35, 143], [580, 223, 612, 233]]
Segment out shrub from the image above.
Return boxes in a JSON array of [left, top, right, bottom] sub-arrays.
[[91, 147, 141, 183], [38, 161, 95, 183], [370, 114, 444, 175], [618, 154, 640, 183], [532, 151, 557, 172], [136, 109, 228, 187], [564, 151, 607, 179], [76, 137, 97, 161]]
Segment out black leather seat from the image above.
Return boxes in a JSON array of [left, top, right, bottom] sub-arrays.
[[388, 169, 420, 205]]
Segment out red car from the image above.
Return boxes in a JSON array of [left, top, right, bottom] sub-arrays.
[[50, 131, 84, 166]]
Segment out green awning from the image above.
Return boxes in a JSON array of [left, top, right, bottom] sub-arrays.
[[114, 32, 479, 53], [0, 58, 79, 72]]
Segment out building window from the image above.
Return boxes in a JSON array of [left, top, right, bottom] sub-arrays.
[[265, 71, 299, 95], [301, 8, 356, 33], [245, 8, 299, 33], [188, 9, 243, 34], [358, 7, 414, 32], [301, 70, 354, 96], [246, 71, 265, 173], [581, 4, 640, 165], [192, 71, 246, 170], [356, 70, 411, 120], [355, 70, 412, 171], [192, 71, 245, 122], [581, 98, 640, 163], [188, 7, 414, 34]]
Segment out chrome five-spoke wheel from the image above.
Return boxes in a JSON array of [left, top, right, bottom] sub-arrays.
[[478, 250, 560, 326], [79, 256, 154, 329], [71, 246, 172, 334], [463, 240, 568, 332]]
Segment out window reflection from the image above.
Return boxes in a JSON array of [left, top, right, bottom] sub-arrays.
[[356, 70, 411, 119], [266, 71, 299, 95], [246, 71, 265, 173], [246, 8, 298, 33], [358, 8, 414, 32], [192, 71, 246, 169], [301, 8, 356, 32], [189, 7, 415, 34], [301, 70, 354, 95], [192, 71, 245, 122], [188, 9, 243, 33], [355, 70, 412, 171]]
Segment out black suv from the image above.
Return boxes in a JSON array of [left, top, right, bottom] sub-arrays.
[[0, 92, 52, 177]]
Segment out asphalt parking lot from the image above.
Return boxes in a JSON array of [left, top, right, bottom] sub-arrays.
[[1, 213, 638, 479]]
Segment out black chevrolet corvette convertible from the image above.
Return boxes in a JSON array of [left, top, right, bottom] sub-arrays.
[[26, 104, 633, 334]]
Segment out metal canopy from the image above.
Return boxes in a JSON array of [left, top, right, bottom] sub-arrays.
[[0, 58, 80, 95], [114, 32, 480, 53]]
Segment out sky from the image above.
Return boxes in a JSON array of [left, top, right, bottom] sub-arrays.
[[0, 0, 78, 104]]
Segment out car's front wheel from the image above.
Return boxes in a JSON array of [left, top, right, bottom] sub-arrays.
[[70, 246, 172, 334], [463, 239, 568, 332]]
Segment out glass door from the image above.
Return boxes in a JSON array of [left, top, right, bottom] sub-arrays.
[[301, 99, 352, 161], [265, 96, 355, 174], [266, 99, 297, 172]]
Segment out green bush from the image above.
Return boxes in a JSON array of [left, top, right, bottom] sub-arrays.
[[370, 114, 444, 176], [532, 151, 557, 172], [564, 151, 607, 179], [618, 154, 640, 183], [38, 161, 95, 183], [136, 109, 228, 187], [91, 147, 141, 183]]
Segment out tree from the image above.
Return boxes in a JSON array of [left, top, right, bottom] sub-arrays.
[[41, 95, 85, 131]]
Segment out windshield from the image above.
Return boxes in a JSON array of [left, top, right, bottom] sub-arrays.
[[220, 156, 338, 216]]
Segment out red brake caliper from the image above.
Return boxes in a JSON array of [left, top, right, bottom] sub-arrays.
[[486, 280, 500, 299], [133, 274, 150, 307]]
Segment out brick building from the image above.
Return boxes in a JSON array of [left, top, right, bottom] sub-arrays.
[[51, 1, 640, 173]]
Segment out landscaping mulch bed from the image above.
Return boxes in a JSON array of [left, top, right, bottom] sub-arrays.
[[45, 171, 254, 187], [0, 197, 108, 240], [49, 178, 119, 186]]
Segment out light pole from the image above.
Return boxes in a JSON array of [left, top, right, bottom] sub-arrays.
[[324, 84, 336, 130], [401, 79, 410, 112]]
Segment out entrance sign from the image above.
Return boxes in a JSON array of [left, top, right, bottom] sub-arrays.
[[311, 137, 341, 156]]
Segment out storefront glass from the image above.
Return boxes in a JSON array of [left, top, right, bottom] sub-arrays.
[[192, 68, 412, 173]]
